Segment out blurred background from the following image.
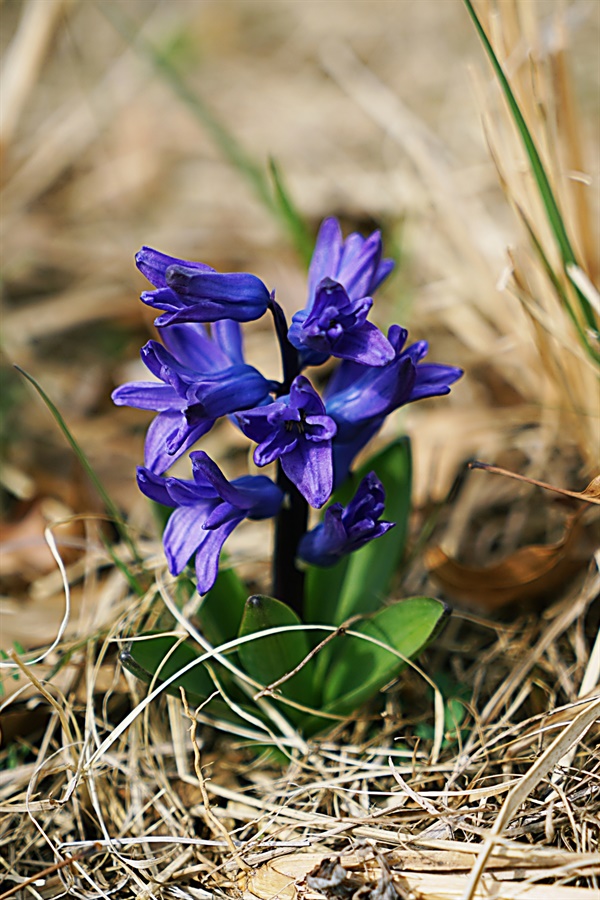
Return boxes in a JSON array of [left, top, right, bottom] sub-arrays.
[[1, 0, 599, 648]]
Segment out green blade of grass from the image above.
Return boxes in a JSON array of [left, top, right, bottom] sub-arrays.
[[15, 366, 143, 587], [463, 0, 599, 353], [515, 203, 592, 353], [269, 158, 314, 267]]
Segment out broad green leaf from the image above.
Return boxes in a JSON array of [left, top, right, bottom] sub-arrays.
[[305, 436, 412, 627], [321, 596, 449, 717], [237, 595, 320, 723], [120, 633, 261, 727], [194, 566, 249, 647], [120, 634, 215, 706]]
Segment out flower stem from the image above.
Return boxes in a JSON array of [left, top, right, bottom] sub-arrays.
[[268, 294, 300, 394], [268, 294, 307, 613], [272, 463, 308, 617]]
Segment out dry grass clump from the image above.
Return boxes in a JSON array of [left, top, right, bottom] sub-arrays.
[[0, 548, 599, 898], [1, 0, 599, 898]]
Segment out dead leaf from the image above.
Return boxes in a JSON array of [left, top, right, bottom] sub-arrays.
[[240, 847, 600, 899], [426, 513, 597, 610]]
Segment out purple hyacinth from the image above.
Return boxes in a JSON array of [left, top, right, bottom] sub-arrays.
[[237, 375, 337, 508], [136, 246, 270, 326], [288, 219, 395, 367], [288, 277, 394, 367], [325, 325, 463, 484], [306, 217, 394, 306], [112, 320, 274, 474], [298, 472, 394, 567], [137, 451, 284, 594]]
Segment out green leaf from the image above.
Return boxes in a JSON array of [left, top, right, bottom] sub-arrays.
[[463, 0, 599, 360], [305, 436, 412, 627], [120, 634, 215, 706], [194, 565, 249, 647], [120, 633, 264, 729], [321, 596, 449, 718], [237, 595, 319, 723]]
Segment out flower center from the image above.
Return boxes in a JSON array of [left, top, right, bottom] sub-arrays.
[[285, 411, 306, 434]]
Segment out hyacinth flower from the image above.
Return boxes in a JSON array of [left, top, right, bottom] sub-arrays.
[[298, 472, 394, 567], [236, 375, 337, 508], [325, 325, 464, 485], [136, 246, 271, 326], [116, 216, 462, 740], [288, 277, 395, 366], [112, 321, 274, 474], [137, 451, 284, 594], [306, 217, 395, 306], [288, 217, 395, 367]]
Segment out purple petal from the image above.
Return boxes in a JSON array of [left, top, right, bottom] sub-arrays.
[[204, 501, 243, 530], [158, 322, 229, 373], [186, 365, 271, 418], [190, 451, 249, 509], [289, 375, 327, 418], [164, 269, 269, 323], [237, 400, 287, 445], [144, 411, 214, 474], [328, 321, 395, 366], [136, 246, 214, 289], [307, 218, 343, 307], [166, 477, 216, 506], [141, 341, 195, 384], [136, 467, 174, 507], [337, 231, 381, 299], [195, 517, 242, 594], [254, 429, 297, 467], [409, 364, 463, 402], [326, 355, 416, 425], [163, 504, 208, 575], [304, 413, 337, 442], [233, 475, 284, 519], [388, 324, 409, 354], [140, 287, 182, 314], [371, 257, 395, 293], [282, 439, 333, 508], [111, 382, 180, 411], [144, 412, 183, 474], [211, 320, 245, 365]]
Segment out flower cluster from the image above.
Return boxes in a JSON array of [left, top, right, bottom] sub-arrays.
[[114, 218, 462, 595]]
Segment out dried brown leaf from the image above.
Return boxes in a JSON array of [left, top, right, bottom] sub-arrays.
[[426, 513, 594, 610]]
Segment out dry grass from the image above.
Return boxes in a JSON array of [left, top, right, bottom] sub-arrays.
[[1, 0, 599, 897]]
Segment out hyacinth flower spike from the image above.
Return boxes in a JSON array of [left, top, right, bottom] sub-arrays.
[[137, 451, 284, 594], [298, 472, 395, 567], [237, 375, 337, 508], [112, 321, 274, 474], [136, 246, 271, 326]]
